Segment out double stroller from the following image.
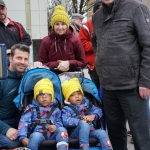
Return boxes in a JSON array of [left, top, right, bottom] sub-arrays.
[[13, 67, 105, 150]]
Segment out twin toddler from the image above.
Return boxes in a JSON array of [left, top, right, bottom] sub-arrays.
[[17, 78, 112, 150]]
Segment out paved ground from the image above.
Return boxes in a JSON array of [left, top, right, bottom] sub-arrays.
[[83, 69, 134, 150]]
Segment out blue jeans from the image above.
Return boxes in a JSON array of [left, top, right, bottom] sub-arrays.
[[70, 122, 112, 150], [0, 115, 21, 148], [28, 127, 68, 150]]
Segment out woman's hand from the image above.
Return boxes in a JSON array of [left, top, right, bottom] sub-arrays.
[[57, 60, 70, 71]]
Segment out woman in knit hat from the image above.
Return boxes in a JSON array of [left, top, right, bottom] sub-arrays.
[[61, 78, 112, 150], [38, 5, 86, 72], [18, 78, 68, 150]]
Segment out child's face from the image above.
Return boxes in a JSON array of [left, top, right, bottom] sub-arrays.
[[68, 90, 83, 105], [36, 93, 52, 107]]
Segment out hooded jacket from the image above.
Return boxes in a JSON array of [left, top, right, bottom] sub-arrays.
[[38, 29, 86, 68], [18, 99, 62, 141], [92, 0, 150, 90], [0, 18, 32, 49], [61, 97, 102, 131], [0, 70, 21, 135]]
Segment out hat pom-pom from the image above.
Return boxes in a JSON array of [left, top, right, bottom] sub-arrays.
[[55, 5, 65, 11]]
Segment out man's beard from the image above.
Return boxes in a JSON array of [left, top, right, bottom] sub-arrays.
[[0, 14, 6, 22]]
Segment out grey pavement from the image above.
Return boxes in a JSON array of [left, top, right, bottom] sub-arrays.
[[83, 69, 134, 150]]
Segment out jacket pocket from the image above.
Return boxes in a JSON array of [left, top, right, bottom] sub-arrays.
[[110, 18, 130, 31], [126, 54, 136, 77]]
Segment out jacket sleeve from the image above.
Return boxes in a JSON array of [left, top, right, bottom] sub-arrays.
[[68, 37, 86, 68], [61, 106, 81, 127], [17, 23, 32, 46], [90, 104, 103, 121], [91, 15, 97, 54], [0, 82, 11, 135], [38, 37, 59, 68], [0, 120, 11, 135], [133, 4, 150, 88], [18, 107, 33, 141], [79, 23, 93, 55], [54, 108, 63, 128]]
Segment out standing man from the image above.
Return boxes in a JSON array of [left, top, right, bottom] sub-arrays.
[[71, 13, 84, 36], [92, 0, 150, 150], [0, 44, 42, 148], [0, 0, 32, 55]]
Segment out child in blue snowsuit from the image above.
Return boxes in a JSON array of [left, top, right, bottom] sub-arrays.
[[18, 78, 68, 150], [61, 78, 112, 150]]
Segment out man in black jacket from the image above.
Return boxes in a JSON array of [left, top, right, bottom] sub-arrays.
[[0, 0, 32, 55], [92, 0, 150, 149]]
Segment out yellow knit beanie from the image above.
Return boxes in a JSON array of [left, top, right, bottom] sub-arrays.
[[61, 78, 84, 102], [34, 78, 54, 101], [51, 5, 70, 29]]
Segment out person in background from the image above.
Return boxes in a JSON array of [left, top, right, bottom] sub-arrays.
[[18, 78, 68, 150], [61, 78, 112, 150], [0, 0, 32, 56], [0, 44, 42, 148], [38, 5, 86, 72], [70, 13, 84, 36], [91, 0, 150, 149], [79, 0, 102, 90]]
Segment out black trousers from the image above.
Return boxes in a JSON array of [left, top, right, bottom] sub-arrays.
[[103, 88, 150, 150], [88, 68, 100, 90]]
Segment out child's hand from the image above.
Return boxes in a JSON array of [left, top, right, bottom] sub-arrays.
[[47, 125, 57, 133], [22, 138, 29, 146], [83, 115, 95, 123]]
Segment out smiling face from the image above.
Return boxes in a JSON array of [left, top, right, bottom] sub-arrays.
[[0, 5, 7, 22], [54, 21, 68, 35], [36, 93, 52, 107], [9, 49, 29, 76], [68, 90, 83, 105], [102, 0, 114, 7]]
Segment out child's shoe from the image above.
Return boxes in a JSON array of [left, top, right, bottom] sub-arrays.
[[57, 144, 68, 150], [81, 144, 90, 150]]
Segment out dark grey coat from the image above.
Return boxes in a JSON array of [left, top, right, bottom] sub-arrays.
[[92, 0, 150, 90]]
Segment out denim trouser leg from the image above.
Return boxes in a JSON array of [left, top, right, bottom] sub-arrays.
[[0, 133, 21, 148], [50, 127, 68, 148], [70, 122, 90, 145], [90, 129, 112, 150], [27, 132, 45, 150]]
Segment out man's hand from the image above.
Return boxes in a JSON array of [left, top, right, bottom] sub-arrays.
[[139, 87, 150, 99], [22, 138, 29, 146], [33, 61, 43, 67], [6, 128, 18, 141], [83, 115, 95, 123], [57, 60, 70, 71], [47, 125, 57, 133]]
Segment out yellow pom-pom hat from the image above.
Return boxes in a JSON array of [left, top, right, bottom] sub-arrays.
[[51, 5, 70, 29], [61, 78, 84, 102], [34, 78, 54, 101]]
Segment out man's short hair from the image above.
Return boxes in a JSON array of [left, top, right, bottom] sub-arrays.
[[71, 13, 84, 20], [10, 44, 30, 57]]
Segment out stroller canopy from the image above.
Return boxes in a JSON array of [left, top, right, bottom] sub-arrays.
[[13, 68, 62, 111]]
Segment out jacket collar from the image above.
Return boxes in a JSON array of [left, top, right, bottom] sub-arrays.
[[102, 0, 124, 14]]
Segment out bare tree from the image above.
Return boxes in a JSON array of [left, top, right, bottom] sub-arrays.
[[47, 0, 90, 26]]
